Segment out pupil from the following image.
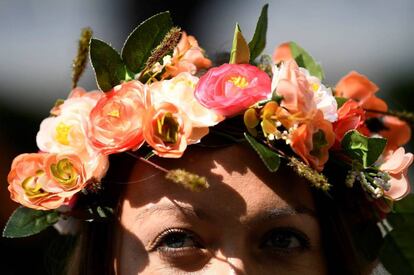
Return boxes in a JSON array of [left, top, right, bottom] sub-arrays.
[[268, 232, 292, 248], [163, 232, 187, 248]]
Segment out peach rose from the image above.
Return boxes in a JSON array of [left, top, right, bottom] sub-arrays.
[[194, 63, 271, 117], [36, 88, 108, 180], [164, 32, 212, 78], [332, 99, 369, 147], [8, 153, 86, 210], [291, 111, 335, 171], [273, 60, 316, 116], [380, 147, 413, 200], [272, 42, 293, 64], [89, 80, 150, 155], [143, 102, 192, 158], [335, 71, 387, 112]]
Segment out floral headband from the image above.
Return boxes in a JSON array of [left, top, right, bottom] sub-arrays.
[[3, 5, 414, 273]]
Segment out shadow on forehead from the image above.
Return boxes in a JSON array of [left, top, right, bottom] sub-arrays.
[[122, 143, 315, 217]]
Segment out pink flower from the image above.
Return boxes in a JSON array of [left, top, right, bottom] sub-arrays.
[[380, 147, 413, 200], [36, 87, 108, 180], [164, 32, 212, 78], [143, 102, 192, 158], [89, 80, 151, 155], [273, 60, 316, 116], [194, 63, 271, 117], [7, 153, 86, 210]]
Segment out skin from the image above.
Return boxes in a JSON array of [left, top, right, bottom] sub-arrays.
[[114, 144, 327, 274]]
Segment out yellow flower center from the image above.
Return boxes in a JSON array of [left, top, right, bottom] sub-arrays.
[[22, 170, 48, 199], [107, 109, 120, 118], [50, 158, 78, 189], [156, 112, 179, 144], [311, 83, 320, 92], [55, 122, 72, 145], [229, 76, 249, 89]]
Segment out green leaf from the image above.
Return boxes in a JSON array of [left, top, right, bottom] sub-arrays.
[[310, 130, 328, 158], [248, 4, 268, 61], [3, 207, 60, 238], [122, 11, 173, 73], [289, 41, 324, 80], [244, 133, 280, 172], [229, 23, 250, 64], [90, 38, 128, 91], [341, 130, 387, 168], [335, 96, 348, 108], [380, 195, 414, 274]]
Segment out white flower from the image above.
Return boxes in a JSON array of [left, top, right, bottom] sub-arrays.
[[36, 89, 109, 180], [149, 72, 223, 128], [300, 68, 338, 122]]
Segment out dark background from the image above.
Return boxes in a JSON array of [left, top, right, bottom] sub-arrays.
[[1, 0, 413, 274]]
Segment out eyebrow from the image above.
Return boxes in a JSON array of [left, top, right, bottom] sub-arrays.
[[135, 201, 317, 224]]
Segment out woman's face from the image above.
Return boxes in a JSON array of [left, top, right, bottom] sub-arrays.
[[115, 145, 327, 274]]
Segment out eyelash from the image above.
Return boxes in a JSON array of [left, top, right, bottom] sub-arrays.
[[148, 228, 203, 252], [149, 227, 310, 256], [259, 227, 311, 254]]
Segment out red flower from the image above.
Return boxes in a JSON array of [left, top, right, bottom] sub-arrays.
[[332, 99, 369, 148]]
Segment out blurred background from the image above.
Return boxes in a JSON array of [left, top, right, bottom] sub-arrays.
[[1, 0, 413, 273]]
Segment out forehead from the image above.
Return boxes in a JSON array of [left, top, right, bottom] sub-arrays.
[[121, 144, 315, 221]]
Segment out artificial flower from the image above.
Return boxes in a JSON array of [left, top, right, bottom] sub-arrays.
[[332, 99, 369, 147], [380, 147, 413, 200], [272, 42, 293, 64], [164, 32, 212, 78], [273, 60, 316, 117], [194, 63, 271, 117], [290, 110, 335, 171], [150, 72, 224, 128], [8, 153, 86, 210], [260, 101, 295, 139], [335, 71, 387, 112], [89, 80, 150, 155], [36, 87, 108, 180], [301, 68, 337, 122], [379, 116, 411, 151], [143, 102, 192, 158]]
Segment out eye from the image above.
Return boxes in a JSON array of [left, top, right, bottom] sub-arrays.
[[260, 227, 310, 253], [151, 228, 203, 251]]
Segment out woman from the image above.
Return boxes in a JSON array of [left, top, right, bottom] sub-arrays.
[[4, 7, 413, 275], [68, 143, 367, 275]]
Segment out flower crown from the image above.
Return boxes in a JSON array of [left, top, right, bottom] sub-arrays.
[[3, 5, 414, 272]]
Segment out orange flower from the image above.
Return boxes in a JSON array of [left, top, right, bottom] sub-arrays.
[[332, 99, 369, 148], [272, 42, 293, 64], [8, 153, 86, 210], [164, 32, 212, 78], [335, 71, 387, 112], [379, 116, 411, 151], [143, 102, 192, 158], [291, 111, 335, 171]]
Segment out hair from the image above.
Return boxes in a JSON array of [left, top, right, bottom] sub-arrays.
[[66, 124, 377, 275]]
